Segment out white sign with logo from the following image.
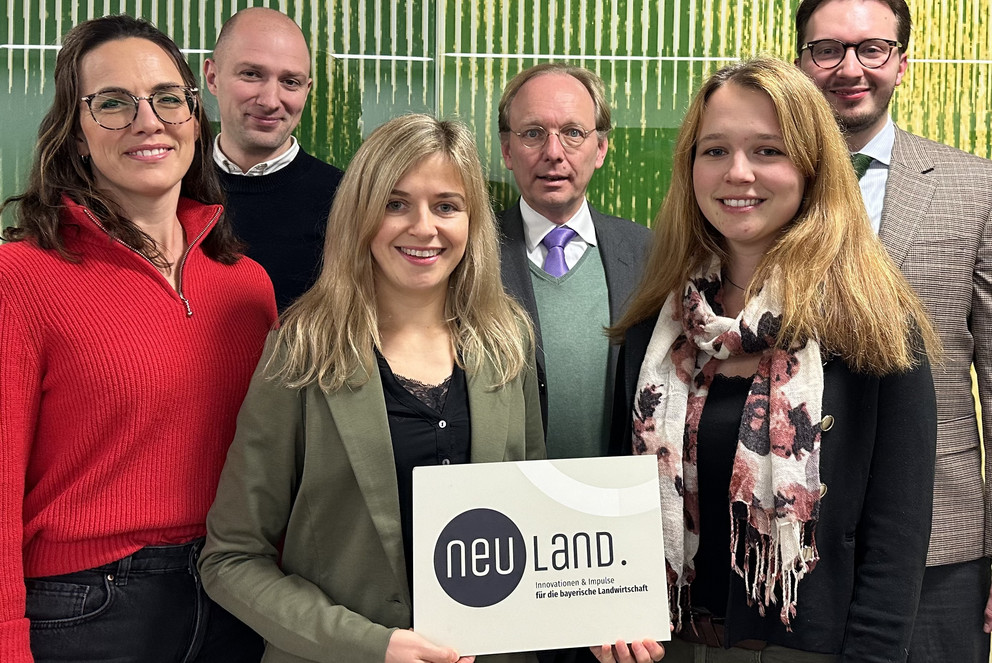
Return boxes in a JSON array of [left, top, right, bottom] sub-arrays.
[[412, 456, 670, 656]]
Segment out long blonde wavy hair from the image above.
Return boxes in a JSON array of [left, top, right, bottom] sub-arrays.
[[271, 114, 533, 391], [610, 57, 939, 374]]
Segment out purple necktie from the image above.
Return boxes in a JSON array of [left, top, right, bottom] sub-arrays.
[[541, 226, 577, 278]]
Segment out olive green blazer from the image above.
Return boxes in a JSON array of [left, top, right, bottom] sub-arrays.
[[200, 335, 545, 663]]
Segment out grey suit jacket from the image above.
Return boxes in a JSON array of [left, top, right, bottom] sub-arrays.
[[199, 334, 545, 663], [880, 126, 992, 565], [497, 200, 651, 426]]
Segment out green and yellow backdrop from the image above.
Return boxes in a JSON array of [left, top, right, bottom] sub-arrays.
[[2, 0, 990, 225]]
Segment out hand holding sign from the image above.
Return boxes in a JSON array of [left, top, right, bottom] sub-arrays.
[[386, 629, 477, 663], [591, 639, 666, 663]]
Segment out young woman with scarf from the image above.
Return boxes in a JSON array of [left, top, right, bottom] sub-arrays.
[[606, 58, 939, 663]]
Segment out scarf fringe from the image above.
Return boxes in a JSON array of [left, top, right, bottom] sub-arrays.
[[730, 507, 820, 630], [670, 583, 687, 632]]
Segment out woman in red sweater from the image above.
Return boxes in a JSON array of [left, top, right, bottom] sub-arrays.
[[0, 15, 277, 663]]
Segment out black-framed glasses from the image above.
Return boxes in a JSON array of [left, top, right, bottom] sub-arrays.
[[800, 38, 902, 69], [507, 124, 598, 150], [80, 86, 199, 130]]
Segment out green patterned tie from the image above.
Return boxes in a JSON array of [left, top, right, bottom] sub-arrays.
[[851, 152, 874, 180]]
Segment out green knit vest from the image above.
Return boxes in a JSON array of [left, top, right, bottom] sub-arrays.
[[530, 247, 611, 458]]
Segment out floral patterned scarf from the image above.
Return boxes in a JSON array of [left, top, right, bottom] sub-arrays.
[[633, 257, 822, 628]]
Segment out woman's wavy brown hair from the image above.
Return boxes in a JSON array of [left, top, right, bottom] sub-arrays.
[[0, 14, 240, 266]]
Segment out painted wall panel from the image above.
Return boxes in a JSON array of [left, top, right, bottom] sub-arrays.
[[3, 0, 991, 229]]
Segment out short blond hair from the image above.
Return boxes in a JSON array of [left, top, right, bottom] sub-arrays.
[[498, 63, 612, 136]]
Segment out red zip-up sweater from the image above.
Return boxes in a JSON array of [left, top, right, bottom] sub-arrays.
[[0, 197, 277, 662]]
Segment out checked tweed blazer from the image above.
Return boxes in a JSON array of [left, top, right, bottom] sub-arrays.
[[879, 126, 992, 565]]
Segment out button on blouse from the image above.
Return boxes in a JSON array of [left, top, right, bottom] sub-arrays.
[[376, 352, 471, 590]]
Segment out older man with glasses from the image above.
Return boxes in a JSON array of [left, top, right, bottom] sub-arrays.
[[495, 63, 651, 483], [795, 1, 992, 662]]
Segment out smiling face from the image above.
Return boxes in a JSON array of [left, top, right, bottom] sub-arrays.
[[77, 37, 198, 212], [692, 83, 806, 260], [371, 154, 470, 307], [204, 9, 312, 170], [796, 0, 907, 150], [500, 73, 608, 224]]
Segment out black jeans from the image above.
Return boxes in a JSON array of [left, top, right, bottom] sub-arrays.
[[26, 539, 263, 663]]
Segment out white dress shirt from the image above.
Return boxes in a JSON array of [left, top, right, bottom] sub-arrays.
[[856, 117, 895, 234], [519, 197, 598, 271], [213, 135, 300, 176]]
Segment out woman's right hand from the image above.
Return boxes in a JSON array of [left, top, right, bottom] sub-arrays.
[[590, 639, 665, 663], [385, 629, 476, 663]]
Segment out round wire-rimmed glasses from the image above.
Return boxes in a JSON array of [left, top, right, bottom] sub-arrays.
[[80, 86, 199, 130], [799, 38, 902, 70], [507, 124, 598, 151]]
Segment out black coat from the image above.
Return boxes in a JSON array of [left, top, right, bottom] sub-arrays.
[[611, 314, 937, 663]]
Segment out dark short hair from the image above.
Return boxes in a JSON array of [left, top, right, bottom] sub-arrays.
[[1, 14, 241, 265], [795, 0, 912, 54]]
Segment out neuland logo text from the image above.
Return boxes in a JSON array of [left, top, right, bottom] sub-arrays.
[[433, 508, 617, 607]]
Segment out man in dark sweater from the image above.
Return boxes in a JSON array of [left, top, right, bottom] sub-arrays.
[[204, 7, 344, 311]]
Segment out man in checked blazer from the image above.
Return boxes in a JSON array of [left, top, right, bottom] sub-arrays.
[[796, 1, 992, 661], [496, 64, 650, 467]]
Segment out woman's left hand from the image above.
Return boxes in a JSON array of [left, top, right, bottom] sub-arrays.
[[589, 639, 665, 663]]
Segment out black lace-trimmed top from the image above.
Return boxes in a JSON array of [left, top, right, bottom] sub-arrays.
[[375, 351, 470, 592], [393, 373, 452, 412]]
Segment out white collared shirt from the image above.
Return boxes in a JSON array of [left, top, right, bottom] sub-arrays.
[[520, 197, 598, 270], [855, 117, 894, 233], [213, 135, 300, 176]]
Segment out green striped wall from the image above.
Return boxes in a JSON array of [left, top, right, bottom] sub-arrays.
[[3, 0, 990, 227]]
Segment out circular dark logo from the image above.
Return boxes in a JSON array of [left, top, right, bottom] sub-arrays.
[[433, 508, 526, 607]]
